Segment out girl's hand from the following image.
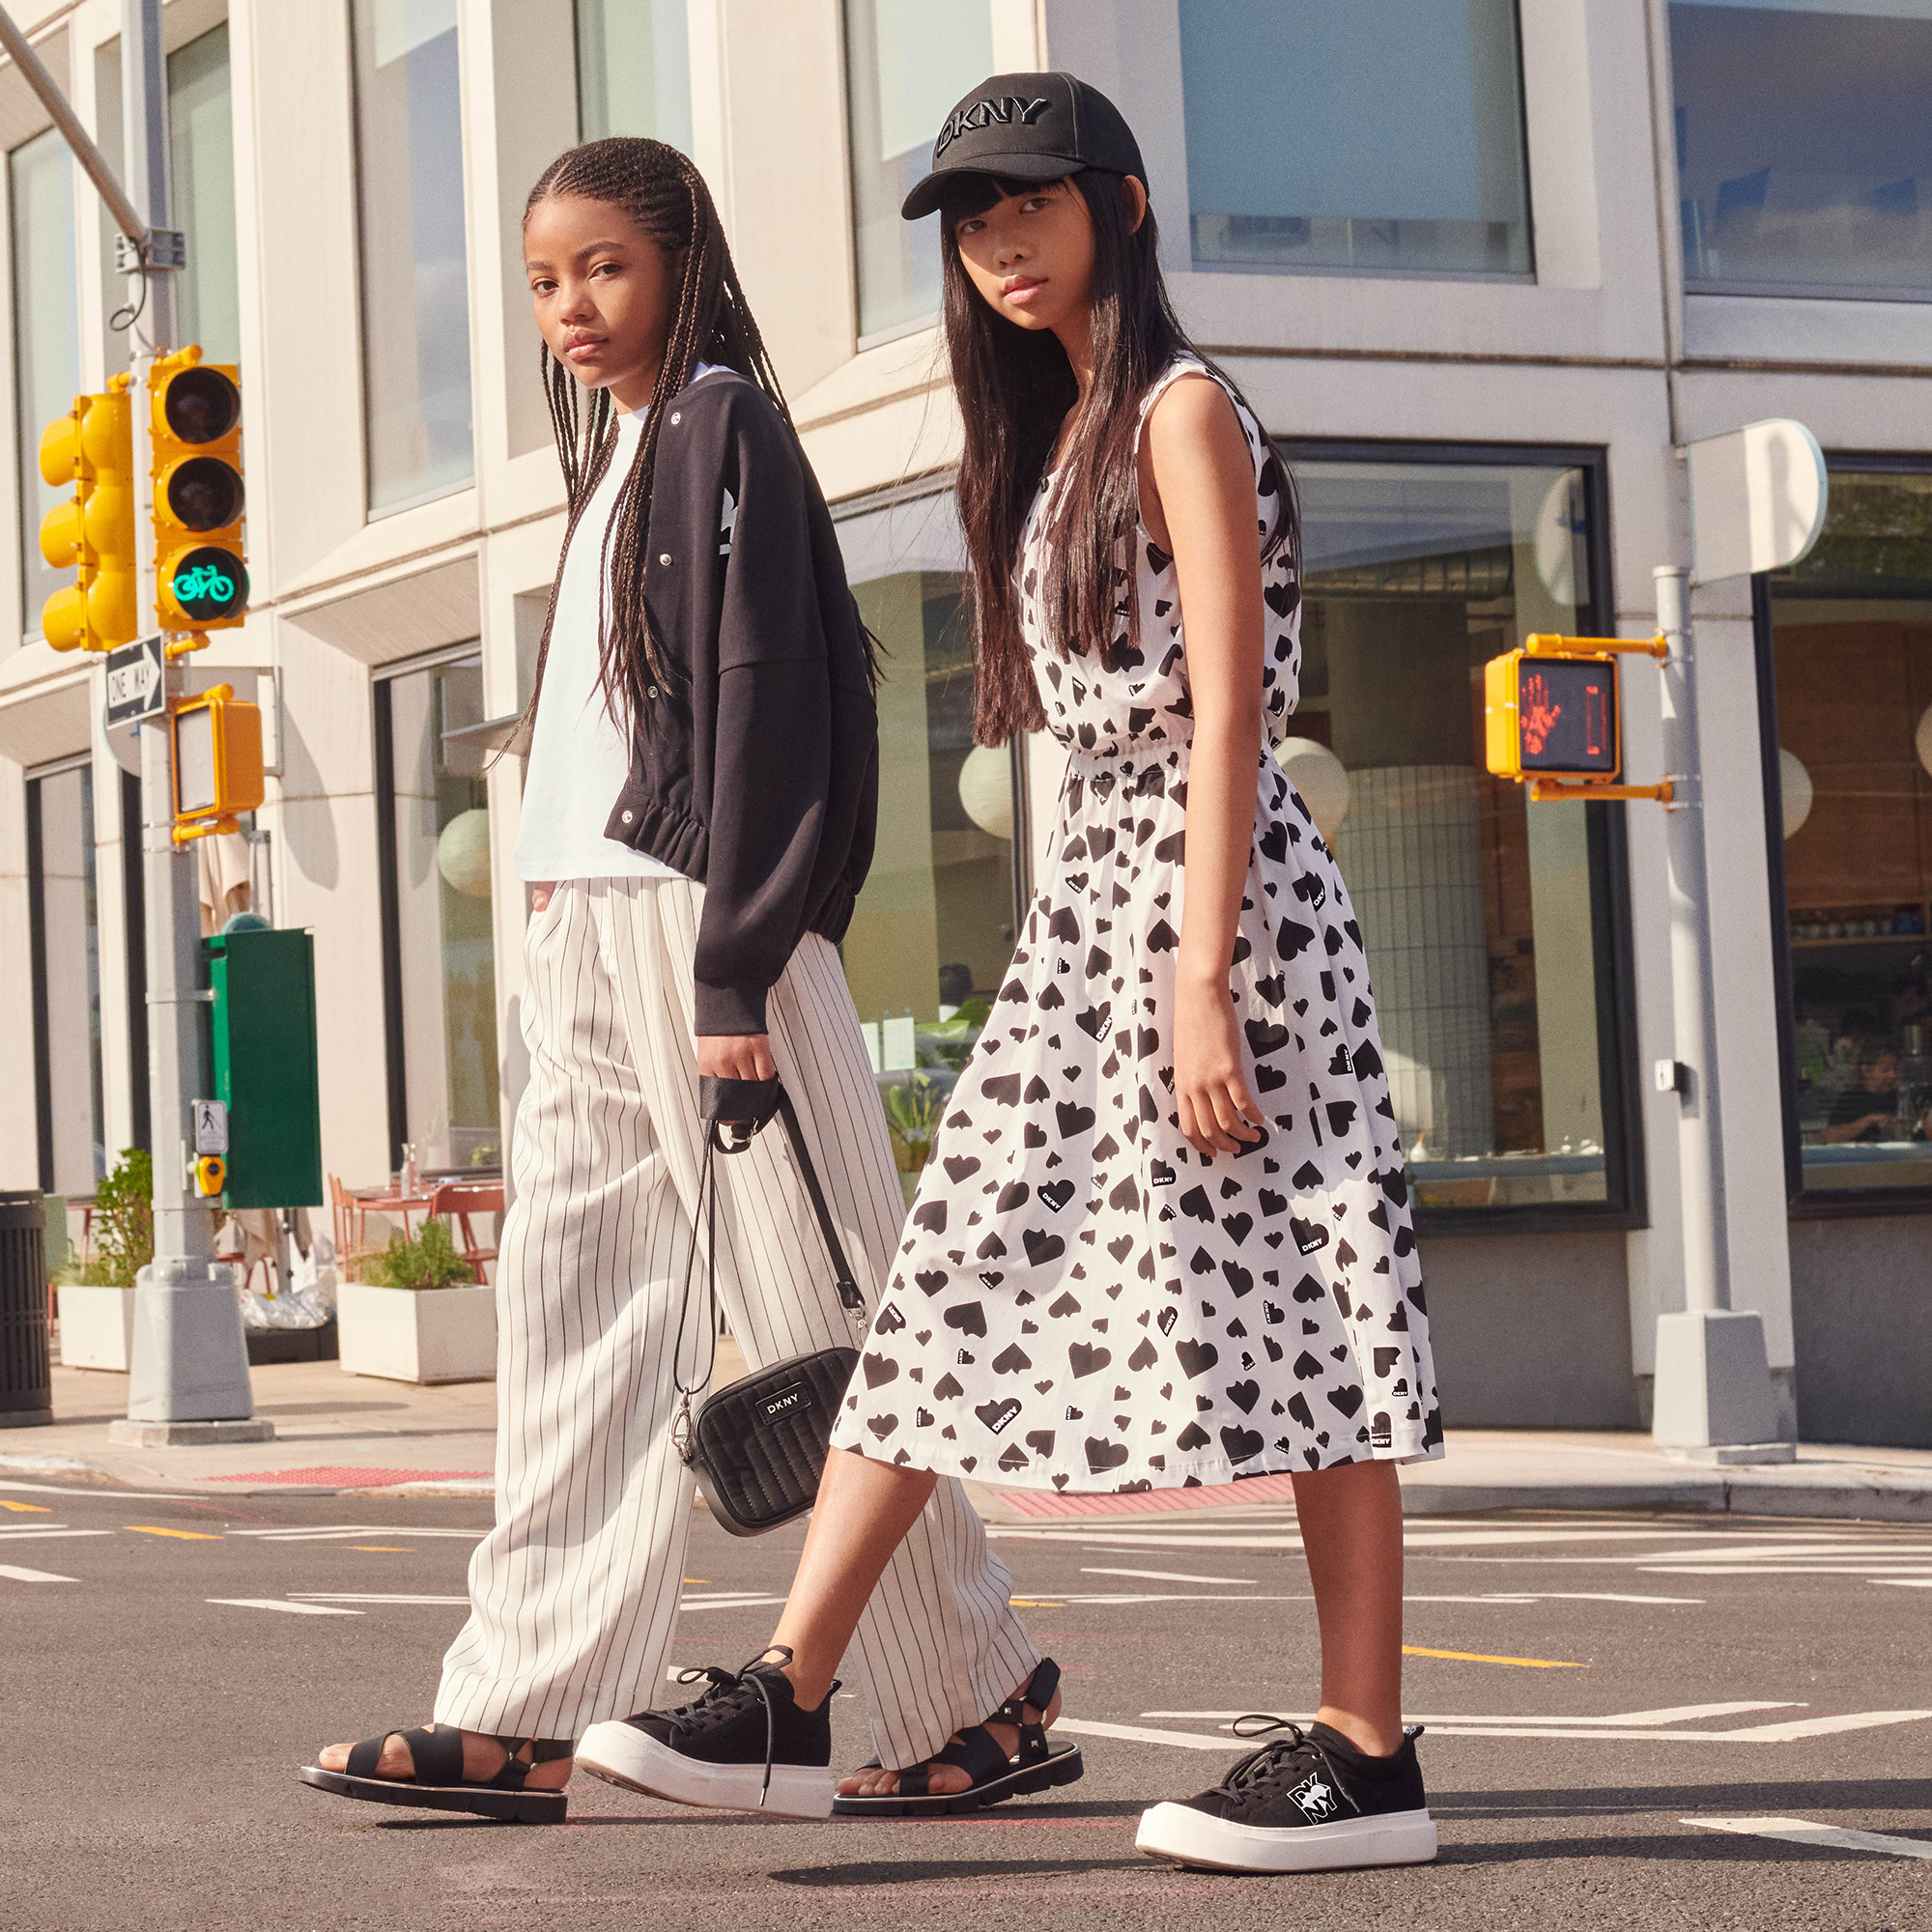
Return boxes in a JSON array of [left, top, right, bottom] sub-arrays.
[[529, 881, 556, 912], [696, 1033, 778, 1082], [1173, 968, 1264, 1158]]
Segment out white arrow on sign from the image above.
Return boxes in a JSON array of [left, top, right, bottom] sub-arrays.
[[102, 635, 166, 726]]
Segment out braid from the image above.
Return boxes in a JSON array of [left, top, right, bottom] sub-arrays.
[[518, 137, 796, 737]]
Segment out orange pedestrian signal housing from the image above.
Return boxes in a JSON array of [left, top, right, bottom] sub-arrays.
[[37, 379, 139, 653], [1484, 649, 1621, 783], [151, 346, 248, 636], [170, 683, 264, 844]]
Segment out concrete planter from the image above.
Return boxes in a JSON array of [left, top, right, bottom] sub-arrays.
[[336, 1281, 496, 1384], [56, 1284, 138, 1371]]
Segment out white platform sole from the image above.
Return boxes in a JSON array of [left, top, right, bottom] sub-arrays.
[[575, 1720, 834, 1820], [1135, 1801, 1437, 1873]]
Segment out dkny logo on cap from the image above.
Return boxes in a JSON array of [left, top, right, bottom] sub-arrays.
[[934, 96, 1051, 161]]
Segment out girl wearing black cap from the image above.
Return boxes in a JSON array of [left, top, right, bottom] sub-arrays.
[[636, 76, 1444, 1874]]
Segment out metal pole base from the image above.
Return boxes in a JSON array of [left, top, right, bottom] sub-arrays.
[[1651, 1309, 1794, 1463], [123, 1257, 263, 1427]]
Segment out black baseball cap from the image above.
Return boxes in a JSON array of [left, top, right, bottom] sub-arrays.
[[900, 71, 1146, 221]]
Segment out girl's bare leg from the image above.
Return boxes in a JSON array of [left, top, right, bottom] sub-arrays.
[[1290, 1458, 1406, 1757]]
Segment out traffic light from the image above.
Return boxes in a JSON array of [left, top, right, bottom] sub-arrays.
[[170, 682, 264, 844], [150, 346, 247, 636], [37, 380, 138, 653], [1484, 649, 1621, 782]]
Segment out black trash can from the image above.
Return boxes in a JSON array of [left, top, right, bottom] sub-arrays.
[[0, 1191, 53, 1428]]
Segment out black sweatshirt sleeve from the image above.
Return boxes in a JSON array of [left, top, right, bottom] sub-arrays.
[[690, 401, 834, 1036]]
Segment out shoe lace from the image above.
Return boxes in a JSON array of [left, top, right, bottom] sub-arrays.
[[1208, 1715, 1325, 1801], [666, 1647, 793, 1808]]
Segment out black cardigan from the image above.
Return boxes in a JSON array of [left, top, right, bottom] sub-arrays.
[[570, 371, 878, 1036]]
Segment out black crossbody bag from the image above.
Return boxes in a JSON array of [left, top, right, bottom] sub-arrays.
[[668, 1074, 865, 1537]]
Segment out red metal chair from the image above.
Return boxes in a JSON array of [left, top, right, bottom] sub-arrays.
[[327, 1176, 365, 1258], [427, 1180, 502, 1274]]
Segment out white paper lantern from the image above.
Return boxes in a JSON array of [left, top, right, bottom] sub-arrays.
[[1272, 736, 1350, 841], [957, 744, 1014, 840], [1778, 749, 1813, 840], [436, 807, 495, 897], [1917, 703, 1932, 779]]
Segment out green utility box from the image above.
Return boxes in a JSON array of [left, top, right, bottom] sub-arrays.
[[203, 927, 324, 1209]]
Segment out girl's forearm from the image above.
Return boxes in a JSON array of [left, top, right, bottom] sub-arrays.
[[1177, 715, 1261, 987]]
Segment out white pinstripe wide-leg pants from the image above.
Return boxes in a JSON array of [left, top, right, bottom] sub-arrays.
[[434, 876, 1038, 1765]]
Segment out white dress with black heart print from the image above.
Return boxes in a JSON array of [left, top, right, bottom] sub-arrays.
[[829, 356, 1444, 1493]]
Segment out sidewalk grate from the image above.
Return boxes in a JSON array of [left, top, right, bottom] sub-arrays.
[[202, 1466, 491, 1488], [1002, 1472, 1301, 1518]]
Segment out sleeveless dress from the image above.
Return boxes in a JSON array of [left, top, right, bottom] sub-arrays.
[[828, 357, 1444, 1492]]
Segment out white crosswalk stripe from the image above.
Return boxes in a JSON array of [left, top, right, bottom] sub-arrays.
[[0, 1563, 77, 1582], [1687, 1817, 1932, 1860], [208, 1599, 364, 1616]]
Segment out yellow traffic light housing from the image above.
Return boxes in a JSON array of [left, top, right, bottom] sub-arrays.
[[37, 381, 138, 652], [151, 346, 248, 637], [1483, 634, 1673, 804], [170, 683, 264, 844]]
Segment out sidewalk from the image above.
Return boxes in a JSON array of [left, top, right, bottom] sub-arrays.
[[7, 1353, 1930, 1520]]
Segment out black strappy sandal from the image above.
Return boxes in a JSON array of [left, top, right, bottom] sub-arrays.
[[298, 1726, 574, 1824], [831, 1658, 1084, 1818]]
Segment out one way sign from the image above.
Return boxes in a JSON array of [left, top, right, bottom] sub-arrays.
[[103, 635, 166, 727]]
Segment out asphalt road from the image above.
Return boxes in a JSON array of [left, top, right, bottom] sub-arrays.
[[3, 1478, 1927, 1932]]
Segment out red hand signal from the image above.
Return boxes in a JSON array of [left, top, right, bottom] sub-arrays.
[[1520, 671, 1563, 755]]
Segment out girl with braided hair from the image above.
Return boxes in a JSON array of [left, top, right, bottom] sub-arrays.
[[303, 137, 1052, 1824]]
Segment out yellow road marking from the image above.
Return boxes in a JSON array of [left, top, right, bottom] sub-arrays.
[[126, 1525, 222, 1541], [1404, 1644, 1585, 1669], [1010, 1599, 1067, 1608], [348, 1546, 412, 1552], [0, 1500, 50, 1513], [683, 1577, 711, 1584]]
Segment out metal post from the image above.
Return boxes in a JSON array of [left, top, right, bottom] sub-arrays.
[[1649, 566, 1786, 1463], [112, 0, 265, 1440]]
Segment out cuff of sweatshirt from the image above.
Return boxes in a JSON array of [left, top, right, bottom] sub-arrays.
[[694, 976, 771, 1037]]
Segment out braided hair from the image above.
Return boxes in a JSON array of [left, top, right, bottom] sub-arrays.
[[521, 137, 792, 735]]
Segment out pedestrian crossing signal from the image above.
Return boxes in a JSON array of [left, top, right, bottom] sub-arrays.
[[170, 682, 264, 845], [151, 347, 248, 636], [37, 380, 139, 652], [1485, 650, 1620, 781]]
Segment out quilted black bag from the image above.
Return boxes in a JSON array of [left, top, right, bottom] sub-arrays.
[[668, 1074, 866, 1537]]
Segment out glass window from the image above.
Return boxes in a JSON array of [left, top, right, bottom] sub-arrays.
[[28, 762, 104, 1197], [1768, 468, 1932, 1195], [377, 654, 501, 1175], [352, 0, 473, 512], [1672, 2, 1932, 298], [836, 491, 1022, 1201], [1289, 453, 1619, 1211], [168, 24, 241, 363], [842, 0, 994, 340], [576, 0, 692, 148], [1179, 0, 1533, 277], [11, 125, 80, 637]]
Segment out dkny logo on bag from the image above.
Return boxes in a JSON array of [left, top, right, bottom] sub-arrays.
[[757, 1381, 811, 1425], [933, 95, 1051, 160]]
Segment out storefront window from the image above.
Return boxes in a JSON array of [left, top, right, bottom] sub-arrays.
[[1769, 467, 1932, 1196], [1179, 0, 1533, 277], [836, 491, 1022, 1200], [376, 653, 500, 1175], [1672, 2, 1932, 298], [575, 0, 692, 147], [168, 25, 241, 363], [1289, 452, 1621, 1212], [842, 0, 994, 341], [27, 761, 104, 1198], [11, 124, 79, 638], [352, 0, 473, 512]]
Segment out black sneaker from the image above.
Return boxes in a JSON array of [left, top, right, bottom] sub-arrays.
[[1135, 1718, 1436, 1872], [576, 1651, 836, 1819]]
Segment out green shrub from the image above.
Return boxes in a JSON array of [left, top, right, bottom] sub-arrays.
[[57, 1149, 155, 1288], [358, 1216, 475, 1290]]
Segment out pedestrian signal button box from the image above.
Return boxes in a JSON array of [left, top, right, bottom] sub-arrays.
[[203, 928, 323, 1211], [171, 683, 264, 843], [1485, 650, 1621, 782]]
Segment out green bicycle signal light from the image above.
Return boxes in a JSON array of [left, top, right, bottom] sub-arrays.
[[151, 345, 247, 638]]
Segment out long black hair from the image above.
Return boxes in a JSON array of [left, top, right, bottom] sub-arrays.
[[520, 137, 790, 735], [938, 169, 1298, 746]]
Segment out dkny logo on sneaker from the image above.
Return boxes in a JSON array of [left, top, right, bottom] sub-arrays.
[[1290, 1774, 1341, 1823]]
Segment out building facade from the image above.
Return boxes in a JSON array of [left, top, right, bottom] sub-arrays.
[[4, 0, 1928, 1444]]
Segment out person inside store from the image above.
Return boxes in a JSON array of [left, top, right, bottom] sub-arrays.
[[300, 133, 1051, 1825], [1823, 1039, 1905, 1143]]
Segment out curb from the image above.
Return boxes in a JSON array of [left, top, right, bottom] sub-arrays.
[[1400, 1479, 1932, 1523]]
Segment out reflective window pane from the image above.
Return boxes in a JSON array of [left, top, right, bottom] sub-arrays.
[[1672, 1, 1932, 298], [384, 657, 500, 1172], [837, 493, 1020, 1201], [1770, 470, 1932, 1193], [169, 24, 241, 363], [11, 125, 80, 637], [1180, 0, 1533, 276], [353, 0, 473, 512], [842, 0, 994, 339], [576, 0, 692, 148], [29, 765, 104, 1197], [1293, 458, 1608, 1208]]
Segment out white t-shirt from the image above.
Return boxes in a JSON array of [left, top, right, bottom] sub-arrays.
[[515, 365, 723, 883]]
